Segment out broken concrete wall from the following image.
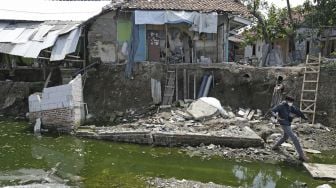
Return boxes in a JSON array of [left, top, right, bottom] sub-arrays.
[[83, 62, 165, 122], [28, 75, 85, 130], [87, 11, 118, 64]]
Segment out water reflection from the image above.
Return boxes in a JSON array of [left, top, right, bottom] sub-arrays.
[[232, 164, 277, 188], [31, 137, 85, 185], [0, 121, 332, 187]]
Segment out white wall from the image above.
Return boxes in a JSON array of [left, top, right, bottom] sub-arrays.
[[244, 40, 264, 60], [29, 74, 83, 112]]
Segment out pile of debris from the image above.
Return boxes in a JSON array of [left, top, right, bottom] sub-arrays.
[[80, 97, 265, 138], [147, 177, 230, 188], [78, 97, 335, 162]]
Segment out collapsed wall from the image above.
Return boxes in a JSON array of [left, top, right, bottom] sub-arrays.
[[28, 75, 85, 131]]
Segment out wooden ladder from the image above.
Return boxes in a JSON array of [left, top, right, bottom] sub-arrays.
[[300, 53, 321, 124], [161, 69, 176, 106]]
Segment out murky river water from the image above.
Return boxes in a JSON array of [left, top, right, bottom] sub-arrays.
[[0, 120, 335, 187]]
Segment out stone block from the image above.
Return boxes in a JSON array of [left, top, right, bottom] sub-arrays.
[[187, 99, 218, 120], [303, 163, 336, 180]]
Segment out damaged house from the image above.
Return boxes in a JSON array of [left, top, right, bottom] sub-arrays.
[[1, 0, 335, 129], [81, 0, 336, 127], [0, 0, 110, 130], [87, 0, 251, 67]]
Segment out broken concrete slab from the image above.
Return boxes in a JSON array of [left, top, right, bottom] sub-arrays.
[[303, 148, 321, 154], [152, 129, 264, 148], [76, 126, 264, 148], [303, 163, 336, 180], [187, 99, 218, 120]]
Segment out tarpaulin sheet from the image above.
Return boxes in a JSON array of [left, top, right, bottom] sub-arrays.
[[134, 10, 218, 33], [117, 19, 132, 42], [134, 25, 146, 62]]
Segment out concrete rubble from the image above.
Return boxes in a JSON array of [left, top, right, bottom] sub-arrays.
[[147, 177, 231, 188], [77, 97, 336, 163], [303, 163, 336, 180]]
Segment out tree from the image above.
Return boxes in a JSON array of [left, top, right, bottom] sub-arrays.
[[286, 0, 296, 55], [242, 0, 288, 66]]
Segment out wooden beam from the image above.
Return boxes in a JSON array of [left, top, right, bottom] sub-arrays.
[[37, 56, 84, 62], [175, 69, 179, 101], [193, 72, 196, 99], [183, 69, 187, 100]]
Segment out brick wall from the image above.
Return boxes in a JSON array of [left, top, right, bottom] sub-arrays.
[[29, 107, 78, 131]]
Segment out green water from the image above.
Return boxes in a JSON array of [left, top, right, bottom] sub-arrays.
[[0, 120, 335, 188]]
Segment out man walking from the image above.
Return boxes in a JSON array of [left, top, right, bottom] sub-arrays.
[[271, 96, 309, 161]]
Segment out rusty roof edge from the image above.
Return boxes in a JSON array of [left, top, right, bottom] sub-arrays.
[[101, 0, 251, 16]]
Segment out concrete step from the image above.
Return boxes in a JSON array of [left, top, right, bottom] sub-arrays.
[[303, 163, 336, 180]]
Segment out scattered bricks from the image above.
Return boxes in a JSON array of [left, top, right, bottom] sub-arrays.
[[29, 107, 80, 131]]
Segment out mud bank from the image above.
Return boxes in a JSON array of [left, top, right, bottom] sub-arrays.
[[0, 63, 335, 127], [0, 81, 43, 117], [0, 67, 61, 117], [83, 63, 336, 126]]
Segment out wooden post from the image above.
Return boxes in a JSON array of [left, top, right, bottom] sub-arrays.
[[175, 69, 179, 101], [165, 24, 168, 64], [187, 71, 190, 99], [193, 72, 196, 99], [83, 26, 87, 72], [183, 69, 187, 100]]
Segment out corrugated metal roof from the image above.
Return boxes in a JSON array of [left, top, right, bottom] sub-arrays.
[[32, 25, 54, 41], [0, 28, 26, 43], [0, 23, 9, 31], [0, 20, 82, 60], [50, 28, 81, 61], [0, 43, 15, 54], [0, 0, 109, 21], [13, 28, 38, 43]]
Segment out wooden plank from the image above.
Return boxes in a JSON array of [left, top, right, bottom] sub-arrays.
[[175, 69, 178, 101], [43, 71, 52, 88], [183, 69, 187, 100], [303, 163, 336, 180], [193, 73, 196, 100]]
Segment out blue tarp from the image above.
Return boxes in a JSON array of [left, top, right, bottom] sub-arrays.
[[134, 25, 146, 62], [125, 13, 139, 78]]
